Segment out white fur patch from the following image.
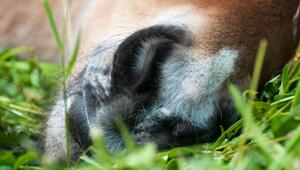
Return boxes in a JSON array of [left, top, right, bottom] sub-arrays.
[[84, 46, 115, 97], [154, 48, 238, 128], [44, 97, 67, 160]]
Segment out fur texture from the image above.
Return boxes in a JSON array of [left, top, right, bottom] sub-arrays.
[[42, 0, 300, 163]]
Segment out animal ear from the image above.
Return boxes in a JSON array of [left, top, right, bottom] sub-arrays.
[[111, 25, 193, 94]]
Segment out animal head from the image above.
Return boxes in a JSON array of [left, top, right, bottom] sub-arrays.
[[64, 0, 300, 153], [5, 0, 294, 162], [75, 25, 239, 152]]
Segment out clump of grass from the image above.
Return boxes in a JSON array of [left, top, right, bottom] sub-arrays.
[[43, 0, 300, 169], [43, 0, 81, 167], [1, 1, 300, 169], [0, 47, 58, 170]]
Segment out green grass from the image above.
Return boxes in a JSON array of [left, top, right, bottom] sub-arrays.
[[0, 47, 58, 170], [1, 1, 300, 169], [43, 0, 81, 167], [1, 46, 300, 170], [69, 42, 300, 170], [1, 44, 300, 170]]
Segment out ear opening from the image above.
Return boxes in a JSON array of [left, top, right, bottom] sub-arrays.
[[111, 25, 193, 95]]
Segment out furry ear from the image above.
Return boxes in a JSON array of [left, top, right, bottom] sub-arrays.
[[111, 25, 193, 94]]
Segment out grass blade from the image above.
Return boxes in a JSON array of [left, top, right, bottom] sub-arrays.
[[65, 30, 81, 79], [249, 39, 268, 102], [292, 80, 300, 109], [43, 0, 65, 54]]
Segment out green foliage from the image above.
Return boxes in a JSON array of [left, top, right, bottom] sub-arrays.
[[62, 41, 300, 170], [43, 0, 81, 166], [1, 43, 300, 169], [3, 3, 300, 167], [20, 40, 295, 170], [2, 43, 300, 169], [0, 47, 58, 170]]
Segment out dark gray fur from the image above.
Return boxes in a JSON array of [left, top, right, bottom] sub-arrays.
[[44, 25, 240, 163]]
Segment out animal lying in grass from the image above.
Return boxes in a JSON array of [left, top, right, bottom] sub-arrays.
[[40, 0, 300, 163]]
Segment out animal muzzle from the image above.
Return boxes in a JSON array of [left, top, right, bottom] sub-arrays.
[[79, 24, 239, 152]]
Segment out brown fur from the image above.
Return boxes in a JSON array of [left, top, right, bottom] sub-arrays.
[[74, 0, 300, 89], [1, 0, 299, 75], [1, 0, 300, 163]]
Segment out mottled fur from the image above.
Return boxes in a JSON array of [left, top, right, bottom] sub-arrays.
[[1, 0, 299, 163], [41, 0, 300, 163]]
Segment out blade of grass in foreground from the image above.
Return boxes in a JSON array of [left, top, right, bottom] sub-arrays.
[[229, 40, 292, 169], [292, 77, 300, 109], [249, 39, 267, 108], [65, 29, 81, 79], [288, 81, 300, 152], [116, 120, 137, 152], [203, 41, 267, 152], [269, 80, 300, 170], [43, 0, 64, 54], [43, 0, 71, 167]]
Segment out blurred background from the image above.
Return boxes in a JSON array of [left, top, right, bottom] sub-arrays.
[[1, 1, 300, 170], [0, 0, 84, 62]]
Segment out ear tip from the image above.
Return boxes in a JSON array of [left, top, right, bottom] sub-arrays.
[[170, 24, 194, 46], [111, 24, 194, 92], [158, 24, 194, 46]]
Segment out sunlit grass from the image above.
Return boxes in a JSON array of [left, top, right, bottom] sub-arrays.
[[1, 1, 300, 169], [0, 47, 58, 170], [43, 0, 81, 167], [66, 41, 300, 170]]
